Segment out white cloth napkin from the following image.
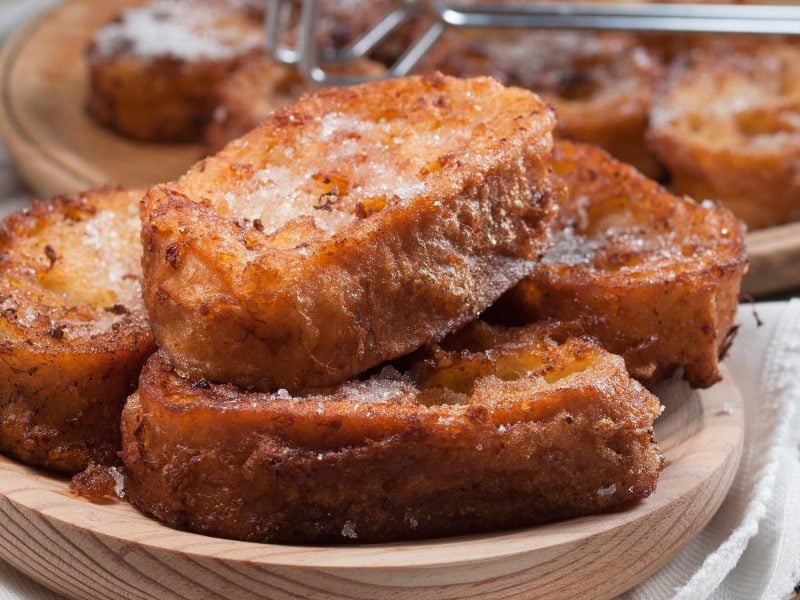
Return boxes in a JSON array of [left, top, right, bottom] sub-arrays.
[[0, 291, 796, 600], [623, 300, 800, 600]]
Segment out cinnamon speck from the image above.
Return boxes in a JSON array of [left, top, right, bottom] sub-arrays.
[[165, 243, 180, 268], [104, 304, 130, 315], [44, 245, 57, 269]]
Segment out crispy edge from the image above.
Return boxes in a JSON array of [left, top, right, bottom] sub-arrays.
[[0, 189, 155, 472], [121, 331, 663, 544], [141, 74, 560, 393], [493, 142, 747, 388]]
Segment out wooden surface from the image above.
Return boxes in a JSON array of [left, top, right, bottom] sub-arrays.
[[0, 0, 798, 297], [746, 222, 800, 297], [0, 369, 744, 600], [0, 0, 205, 197]]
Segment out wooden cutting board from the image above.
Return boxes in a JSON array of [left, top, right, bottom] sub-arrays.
[[1, 0, 796, 297], [0, 369, 744, 600]]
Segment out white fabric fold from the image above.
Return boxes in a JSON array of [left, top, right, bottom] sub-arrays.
[[625, 300, 800, 600]]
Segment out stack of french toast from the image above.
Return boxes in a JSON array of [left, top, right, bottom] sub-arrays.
[[86, 0, 800, 231], [0, 69, 746, 543]]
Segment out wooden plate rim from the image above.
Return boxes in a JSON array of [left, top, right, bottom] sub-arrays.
[[0, 1, 95, 187], [0, 367, 744, 572]]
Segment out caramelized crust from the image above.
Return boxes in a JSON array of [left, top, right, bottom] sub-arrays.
[[87, 0, 263, 142], [121, 322, 663, 544], [0, 189, 154, 472], [418, 30, 663, 177], [648, 42, 800, 229], [494, 142, 746, 388], [205, 56, 386, 150], [142, 74, 560, 393]]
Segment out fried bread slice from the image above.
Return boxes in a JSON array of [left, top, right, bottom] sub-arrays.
[[205, 56, 386, 150], [647, 42, 800, 229], [0, 189, 154, 472], [121, 321, 663, 544], [417, 30, 664, 177], [87, 0, 263, 142], [493, 142, 746, 388], [142, 74, 560, 393]]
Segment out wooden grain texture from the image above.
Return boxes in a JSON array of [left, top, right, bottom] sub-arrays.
[[746, 222, 800, 296], [0, 369, 743, 600]]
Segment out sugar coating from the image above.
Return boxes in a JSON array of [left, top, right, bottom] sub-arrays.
[[334, 372, 413, 405], [0, 195, 145, 341], [427, 30, 654, 109], [542, 198, 730, 273], [542, 227, 604, 267], [596, 484, 617, 497], [92, 0, 262, 62], [403, 509, 419, 529], [109, 466, 126, 498], [650, 44, 800, 152], [543, 224, 696, 271], [482, 31, 632, 79], [341, 520, 358, 539], [224, 111, 473, 237]]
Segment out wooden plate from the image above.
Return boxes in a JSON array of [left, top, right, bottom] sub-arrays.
[[0, 0, 206, 196], [0, 0, 796, 296], [0, 368, 743, 600]]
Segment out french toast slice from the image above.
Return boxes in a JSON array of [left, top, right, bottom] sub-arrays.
[[141, 74, 560, 393], [205, 56, 386, 150], [417, 30, 664, 177], [0, 189, 154, 472], [121, 321, 663, 544], [87, 0, 263, 142], [647, 42, 800, 230], [492, 142, 746, 388]]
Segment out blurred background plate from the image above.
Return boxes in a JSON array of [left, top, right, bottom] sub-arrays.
[[0, 0, 205, 196], [0, 0, 797, 297]]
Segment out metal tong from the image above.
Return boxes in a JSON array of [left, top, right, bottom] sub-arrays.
[[265, 1, 800, 84]]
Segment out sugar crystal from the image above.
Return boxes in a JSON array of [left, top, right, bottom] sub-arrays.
[[341, 520, 358, 539]]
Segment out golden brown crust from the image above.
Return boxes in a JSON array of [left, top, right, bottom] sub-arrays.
[[492, 142, 747, 388], [142, 74, 560, 393], [205, 56, 386, 151], [121, 322, 663, 544], [648, 42, 800, 230], [0, 188, 154, 472], [417, 30, 664, 177], [87, 0, 263, 142]]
